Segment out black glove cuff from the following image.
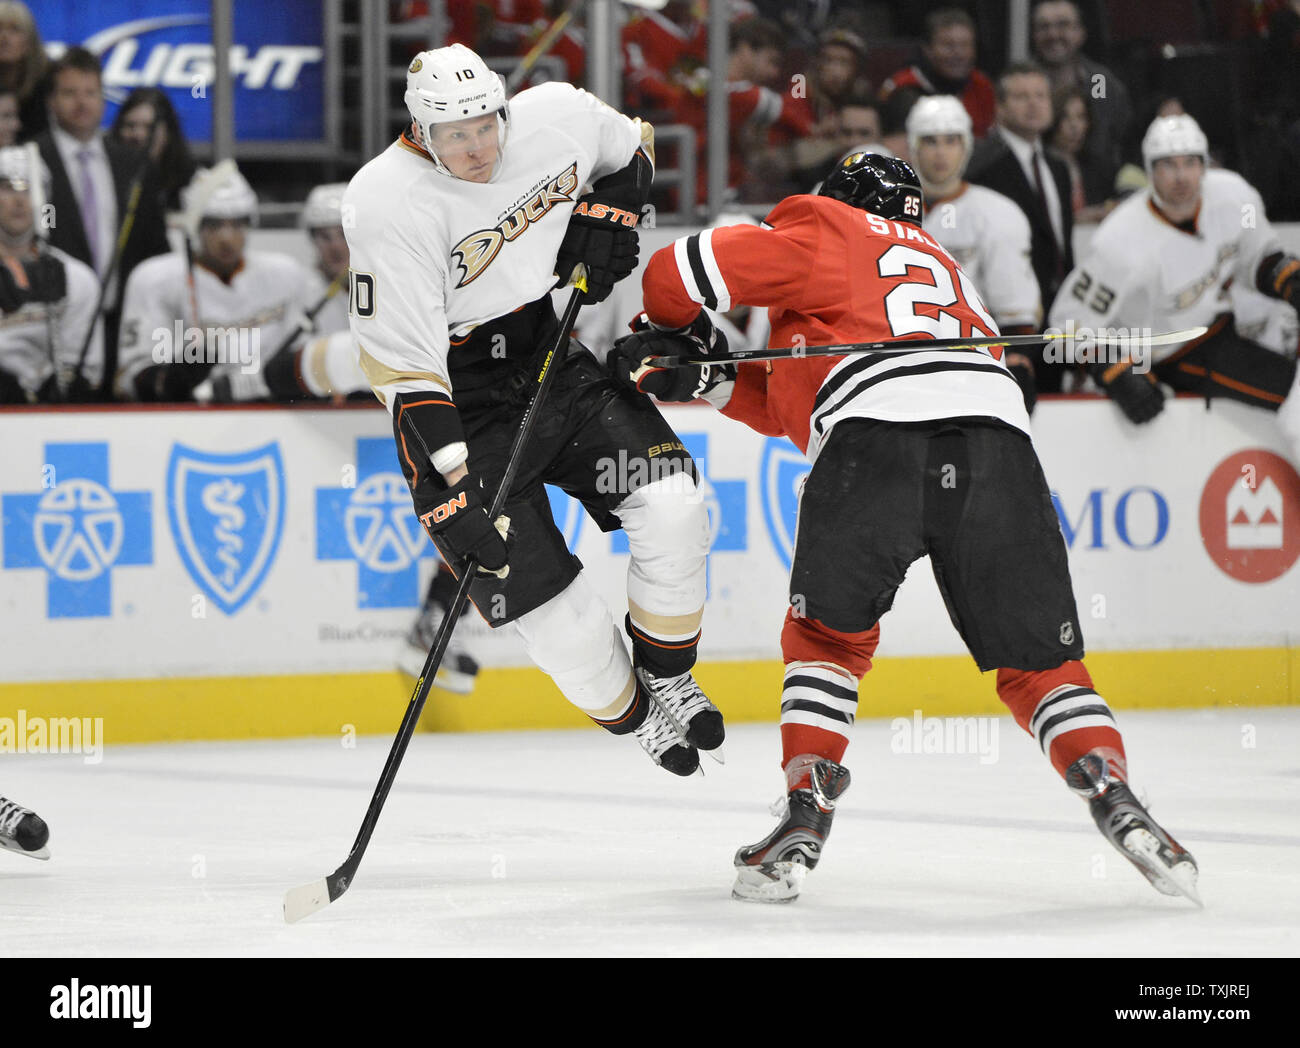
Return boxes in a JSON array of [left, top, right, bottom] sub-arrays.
[[392, 389, 465, 489]]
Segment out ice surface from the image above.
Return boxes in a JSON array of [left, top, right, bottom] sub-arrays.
[[2, 708, 1297, 956]]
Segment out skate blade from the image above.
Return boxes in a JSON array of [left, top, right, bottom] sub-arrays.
[[1123, 829, 1203, 907], [0, 838, 49, 861], [731, 862, 806, 903]]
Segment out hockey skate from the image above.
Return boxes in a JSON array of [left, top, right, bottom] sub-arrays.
[[1067, 753, 1200, 906], [0, 797, 50, 861], [398, 600, 480, 694], [632, 681, 701, 777], [634, 665, 725, 762], [732, 757, 851, 903]]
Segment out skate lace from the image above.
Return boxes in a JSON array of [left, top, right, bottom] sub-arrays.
[[633, 702, 683, 759], [644, 671, 712, 720], [0, 799, 30, 837]]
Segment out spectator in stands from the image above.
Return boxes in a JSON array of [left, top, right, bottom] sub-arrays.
[[36, 48, 170, 398], [0, 87, 18, 147], [878, 8, 997, 138], [834, 95, 884, 153], [622, 0, 709, 120], [108, 88, 197, 213], [810, 27, 872, 123], [966, 63, 1074, 390], [1049, 84, 1114, 222], [116, 163, 317, 403], [0, 145, 101, 403], [1030, 0, 1131, 201], [727, 17, 816, 202], [0, 2, 46, 142]]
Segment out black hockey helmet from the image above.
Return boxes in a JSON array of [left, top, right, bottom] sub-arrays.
[[818, 151, 924, 225]]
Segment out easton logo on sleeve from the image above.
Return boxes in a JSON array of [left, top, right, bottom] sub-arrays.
[[450, 162, 579, 287]]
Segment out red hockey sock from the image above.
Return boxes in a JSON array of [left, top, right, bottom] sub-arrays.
[[997, 661, 1127, 781]]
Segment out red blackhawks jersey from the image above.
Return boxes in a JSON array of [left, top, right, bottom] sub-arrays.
[[641, 194, 1031, 459]]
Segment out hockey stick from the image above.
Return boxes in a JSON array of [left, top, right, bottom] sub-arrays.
[[284, 275, 589, 924], [641, 326, 1210, 372], [268, 272, 344, 361]]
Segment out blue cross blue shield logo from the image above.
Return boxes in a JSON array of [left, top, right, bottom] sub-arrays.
[[3, 442, 152, 618], [760, 436, 809, 570], [166, 442, 286, 615]]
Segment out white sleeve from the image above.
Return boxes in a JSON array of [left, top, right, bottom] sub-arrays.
[[979, 199, 1041, 328], [57, 258, 103, 389], [298, 329, 367, 397], [344, 203, 453, 412], [114, 256, 179, 399], [1228, 174, 1285, 286]]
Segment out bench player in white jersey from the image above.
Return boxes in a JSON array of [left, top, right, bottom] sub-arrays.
[[906, 95, 1041, 410], [115, 164, 317, 401], [0, 795, 49, 860], [343, 44, 723, 775], [611, 154, 1199, 903], [0, 144, 101, 403], [1049, 115, 1300, 453]]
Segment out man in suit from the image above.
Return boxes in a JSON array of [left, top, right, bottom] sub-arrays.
[[966, 63, 1074, 391], [36, 47, 170, 398]]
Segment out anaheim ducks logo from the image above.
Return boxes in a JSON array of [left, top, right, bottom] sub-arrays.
[[450, 162, 580, 287]]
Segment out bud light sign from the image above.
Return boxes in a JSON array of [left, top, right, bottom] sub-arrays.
[[38, 0, 325, 143]]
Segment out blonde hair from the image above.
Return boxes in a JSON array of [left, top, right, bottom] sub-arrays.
[[0, 2, 47, 102]]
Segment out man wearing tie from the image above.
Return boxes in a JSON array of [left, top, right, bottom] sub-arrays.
[[966, 63, 1074, 391], [35, 47, 169, 398]]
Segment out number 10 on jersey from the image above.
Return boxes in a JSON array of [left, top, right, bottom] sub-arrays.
[[349, 270, 376, 318]]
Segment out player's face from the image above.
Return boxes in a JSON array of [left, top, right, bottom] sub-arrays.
[[198, 218, 248, 271], [915, 133, 967, 187], [925, 25, 975, 81], [1032, 2, 1085, 65], [998, 73, 1053, 138], [1151, 155, 1204, 217], [429, 115, 500, 183], [310, 226, 349, 280], [0, 181, 32, 239]]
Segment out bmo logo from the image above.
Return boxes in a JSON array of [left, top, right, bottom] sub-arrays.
[[1199, 450, 1300, 583]]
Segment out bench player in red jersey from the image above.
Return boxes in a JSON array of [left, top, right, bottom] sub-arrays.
[[607, 153, 1200, 905]]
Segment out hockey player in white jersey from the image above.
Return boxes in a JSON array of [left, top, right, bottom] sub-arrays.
[[115, 163, 317, 401], [343, 44, 723, 774], [0, 144, 101, 403], [906, 95, 1041, 410], [0, 795, 49, 860], [1050, 114, 1300, 452]]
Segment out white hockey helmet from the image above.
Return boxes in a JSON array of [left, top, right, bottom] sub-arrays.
[[906, 95, 973, 158], [404, 43, 509, 178], [300, 182, 349, 230], [1141, 115, 1208, 176], [181, 160, 258, 241], [0, 143, 49, 240]]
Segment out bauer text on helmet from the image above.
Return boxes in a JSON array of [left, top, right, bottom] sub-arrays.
[[405, 43, 509, 182]]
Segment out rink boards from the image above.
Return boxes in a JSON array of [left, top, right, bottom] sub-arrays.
[[1, 397, 1297, 742]]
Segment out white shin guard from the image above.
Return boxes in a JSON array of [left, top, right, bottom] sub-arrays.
[[615, 474, 710, 646], [510, 571, 636, 723]]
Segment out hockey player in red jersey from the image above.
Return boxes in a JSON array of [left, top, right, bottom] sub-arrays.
[[608, 153, 1200, 904]]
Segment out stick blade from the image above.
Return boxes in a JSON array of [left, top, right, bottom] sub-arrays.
[[284, 877, 331, 924]]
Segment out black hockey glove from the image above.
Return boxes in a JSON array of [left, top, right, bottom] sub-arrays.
[[417, 474, 510, 577], [0, 261, 27, 314], [554, 196, 640, 304], [1258, 252, 1300, 313], [608, 312, 734, 402], [1094, 361, 1164, 424]]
